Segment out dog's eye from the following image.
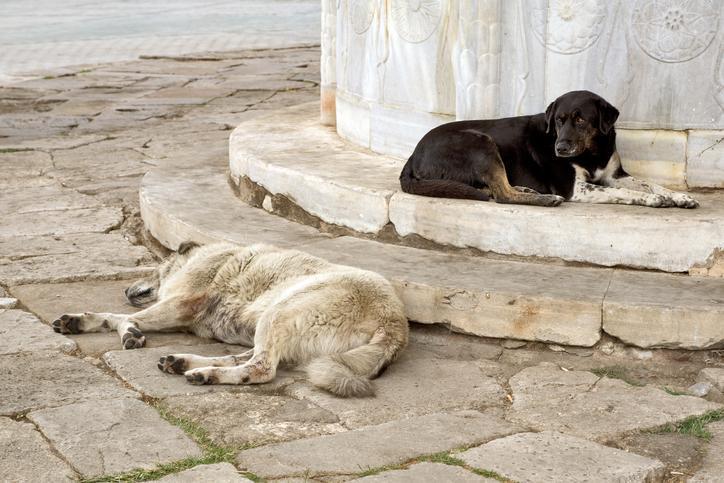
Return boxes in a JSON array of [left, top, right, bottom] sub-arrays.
[[556, 117, 563, 125]]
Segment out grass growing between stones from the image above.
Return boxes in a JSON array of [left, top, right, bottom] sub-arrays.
[[354, 449, 512, 482], [648, 409, 724, 441], [80, 401, 260, 482], [663, 386, 688, 396], [590, 366, 644, 387]]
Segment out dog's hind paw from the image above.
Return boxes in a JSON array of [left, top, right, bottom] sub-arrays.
[[185, 368, 217, 385], [121, 326, 145, 350], [158, 355, 187, 374], [52, 314, 82, 334]]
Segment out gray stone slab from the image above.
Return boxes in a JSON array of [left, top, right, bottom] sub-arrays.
[[0, 309, 77, 355], [603, 271, 724, 349], [690, 420, 724, 482], [235, 410, 521, 478], [459, 431, 665, 483], [357, 462, 493, 482], [1, 182, 102, 215], [140, 166, 329, 251], [506, 363, 721, 441], [698, 368, 724, 393], [0, 150, 53, 178], [0, 351, 135, 415], [163, 392, 344, 447], [0, 233, 154, 285], [0, 417, 76, 482], [304, 236, 607, 347], [103, 343, 298, 399], [28, 398, 201, 478], [290, 346, 505, 429], [408, 324, 502, 361], [9, 279, 215, 356], [0, 207, 123, 238], [155, 463, 252, 482]]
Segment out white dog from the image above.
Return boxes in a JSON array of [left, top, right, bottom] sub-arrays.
[[53, 242, 409, 397]]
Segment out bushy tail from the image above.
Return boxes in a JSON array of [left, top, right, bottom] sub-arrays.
[[399, 161, 489, 201], [306, 331, 402, 398]]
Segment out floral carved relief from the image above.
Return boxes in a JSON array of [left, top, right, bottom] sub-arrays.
[[350, 0, 375, 35], [632, 0, 719, 63], [390, 0, 442, 43], [531, 0, 607, 54]]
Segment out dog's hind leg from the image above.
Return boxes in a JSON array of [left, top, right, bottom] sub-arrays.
[[481, 149, 564, 207], [158, 349, 254, 374]]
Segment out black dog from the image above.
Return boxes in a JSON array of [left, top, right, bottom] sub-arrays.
[[400, 90, 698, 208]]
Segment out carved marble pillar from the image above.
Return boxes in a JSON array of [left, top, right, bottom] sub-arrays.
[[451, 0, 502, 120], [321, 0, 337, 126]]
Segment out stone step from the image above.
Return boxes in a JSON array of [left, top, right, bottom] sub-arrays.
[[228, 102, 724, 274], [139, 164, 724, 349]]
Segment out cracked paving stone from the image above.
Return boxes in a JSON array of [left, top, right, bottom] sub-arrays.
[[0, 232, 154, 285], [155, 463, 253, 482], [506, 363, 722, 441], [0, 351, 136, 416], [356, 462, 494, 482], [0, 309, 77, 355], [103, 344, 300, 399], [0, 417, 76, 481], [690, 420, 724, 482], [289, 345, 506, 429], [459, 431, 665, 483], [2, 181, 102, 214], [236, 410, 521, 479], [28, 398, 201, 478], [0, 150, 53, 178], [162, 392, 345, 447]]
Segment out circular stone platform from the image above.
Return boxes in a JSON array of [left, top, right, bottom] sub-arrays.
[[229, 103, 724, 274]]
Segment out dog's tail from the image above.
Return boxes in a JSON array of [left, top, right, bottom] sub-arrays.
[[399, 160, 489, 201], [306, 327, 405, 398]]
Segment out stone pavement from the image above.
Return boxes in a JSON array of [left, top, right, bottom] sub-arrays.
[[1, 47, 724, 482]]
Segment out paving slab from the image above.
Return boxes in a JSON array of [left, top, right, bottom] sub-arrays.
[[0, 417, 76, 482], [303, 237, 607, 347], [603, 271, 724, 349], [506, 363, 721, 441], [0, 298, 17, 309], [103, 343, 299, 399], [290, 345, 506, 429], [162, 392, 345, 447], [459, 431, 665, 483], [140, 166, 329, 252], [235, 410, 521, 479], [0, 351, 135, 415], [1, 181, 102, 215], [698, 368, 724, 392], [407, 324, 502, 361], [28, 398, 201, 478], [155, 463, 252, 482], [0, 206, 123, 238], [690, 420, 724, 482], [0, 232, 154, 285], [0, 309, 77, 355], [0, 150, 53, 178], [229, 102, 402, 233], [357, 462, 493, 482]]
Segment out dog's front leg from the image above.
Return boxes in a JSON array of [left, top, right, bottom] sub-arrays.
[[53, 295, 193, 349], [605, 176, 699, 208], [569, 179, 669, 207], [158, 349, 254, 374]]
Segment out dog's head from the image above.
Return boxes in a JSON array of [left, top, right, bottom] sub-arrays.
[[544, 90, 619, 158], [124, 241, 201, 307]]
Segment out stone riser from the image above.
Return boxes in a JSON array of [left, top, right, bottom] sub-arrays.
[[139, 166, 724, 350], [228, 103, 724, 274]]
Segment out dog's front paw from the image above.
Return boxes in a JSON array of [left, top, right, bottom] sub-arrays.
[[671, 192, 699, 209], [121, 326, 145, 350], [185, 368, 217, 385], [52, 314, 82, 334], [158, 355, 187, 374], [545, 195, 565, 207]]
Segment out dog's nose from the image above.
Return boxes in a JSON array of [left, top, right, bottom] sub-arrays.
[[555, 141, 573, 156]]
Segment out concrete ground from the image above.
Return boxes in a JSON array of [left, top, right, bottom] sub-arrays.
[[1, 46, 724, 482]]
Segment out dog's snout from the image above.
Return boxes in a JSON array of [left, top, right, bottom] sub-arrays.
[[555, 140, 575, 157]]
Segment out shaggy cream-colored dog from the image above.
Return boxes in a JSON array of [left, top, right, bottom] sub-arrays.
[[53, 242, 409, 397]]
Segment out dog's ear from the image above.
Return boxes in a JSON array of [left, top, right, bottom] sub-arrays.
[[597, 98, 619, 134], [177, 241, 200, 255], [545, 100, 557, 134]]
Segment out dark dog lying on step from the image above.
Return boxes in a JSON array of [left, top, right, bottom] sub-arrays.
[[400, 90, 698, 208]]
